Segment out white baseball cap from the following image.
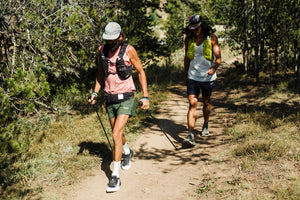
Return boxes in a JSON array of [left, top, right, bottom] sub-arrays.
[[102, 22, 121, 40]]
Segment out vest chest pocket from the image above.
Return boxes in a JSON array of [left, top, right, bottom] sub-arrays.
[[116, 58, 132, 80]]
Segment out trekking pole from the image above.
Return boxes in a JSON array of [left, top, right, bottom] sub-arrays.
[[88, 95, 113, 151], [139, 101, 178, 151]]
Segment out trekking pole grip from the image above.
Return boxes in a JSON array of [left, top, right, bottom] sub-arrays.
[[88, 94, 97, 110], [139, 101, 149, 113], [139, 101, 143, 107]]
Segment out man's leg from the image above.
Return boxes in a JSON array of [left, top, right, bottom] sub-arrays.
[[201, 96, 211, 136], [200, 81, 215, 137], [107, 114, 129, 192], [183, 95, 198, 146], [188, 95, 198, 131], [202, 96, 211, 123]]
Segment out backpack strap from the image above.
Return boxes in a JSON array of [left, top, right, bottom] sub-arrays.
[[117, 43, 128, 59], [101, 44, 110, 77], [102, 44, 109, 57]]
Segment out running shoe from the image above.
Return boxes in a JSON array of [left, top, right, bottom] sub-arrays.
[[201, 127, 210, 137], [121, 149, 133, 170], [183, 134, 195, 146], [106, 176, 121, 193]]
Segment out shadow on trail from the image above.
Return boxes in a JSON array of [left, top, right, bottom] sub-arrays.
[[133, 129, 229, 166], [213, 65, 300, 122], [211, 84, 300, 124], [78, 141, 112, 180], [134, 145, 210, 166], [133, 63, 299, 174], [130, 79, 234, 167], [148, 118, 186, 144]]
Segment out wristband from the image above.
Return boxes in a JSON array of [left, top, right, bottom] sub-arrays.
[[140, 97, 149, 101], [183, 72, 188, 76], [92, 92, 98, 97]]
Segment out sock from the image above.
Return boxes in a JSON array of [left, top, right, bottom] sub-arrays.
[[203, 122, 208, 129], [188, 130, 193, 136], [112, 161, 121, 177], [123, 143, 130, 155]]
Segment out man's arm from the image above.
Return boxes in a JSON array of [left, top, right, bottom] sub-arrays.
[[127, 45, 149, 110], [208, 34, 221, 75], [184, 37, 191, 84]]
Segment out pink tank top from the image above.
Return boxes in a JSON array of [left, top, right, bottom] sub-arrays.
[[99, 44, 136, 94]]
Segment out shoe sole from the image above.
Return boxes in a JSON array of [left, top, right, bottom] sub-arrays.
[[202, 128, 210, 137], [121, 162, 131, 170], [182, 139, 195, 146], [201, 132, 210, 137], [106, 186, 120, 193], [106, 181, 121, 193]]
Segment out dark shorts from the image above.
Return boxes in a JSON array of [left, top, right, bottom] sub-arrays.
[[187, 79, 215, 97], [106, 97, 136, 119]]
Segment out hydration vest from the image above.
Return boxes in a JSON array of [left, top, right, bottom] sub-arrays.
[[187, 35, 213, 61], [101, 43, 132, 80]]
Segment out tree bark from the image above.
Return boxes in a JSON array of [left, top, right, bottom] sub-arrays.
[[296, 39, 300, 93], [243, 0, 249, 74], [254, 0, 259, 83]]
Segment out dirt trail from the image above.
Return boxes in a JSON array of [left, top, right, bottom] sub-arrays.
[[63, 65, 237, 200]]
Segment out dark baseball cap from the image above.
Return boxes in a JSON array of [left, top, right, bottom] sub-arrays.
[[188, 14, 203, 30]]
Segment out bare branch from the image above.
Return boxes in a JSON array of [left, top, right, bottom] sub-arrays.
[[34, 100, 58, 111]]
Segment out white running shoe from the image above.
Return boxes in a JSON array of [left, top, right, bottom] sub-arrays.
[[106, 176, 121, 193], [201, 127, 210, 137], [121, 149, 133, 170]]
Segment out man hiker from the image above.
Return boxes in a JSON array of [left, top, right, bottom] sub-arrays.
[[183, 14, 221, 146], [88, 22, 150, 192]]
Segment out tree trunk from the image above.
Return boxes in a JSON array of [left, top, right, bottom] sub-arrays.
[[260, 38, 264, 71], [297, 62, 300, 93], [243, 0, 249, 74], [259, 0, 264, 73], [254, 0, 259, 83], [296, 0, 300, 93], [296, 40, 300, 93], [183, 11, 186, 48]]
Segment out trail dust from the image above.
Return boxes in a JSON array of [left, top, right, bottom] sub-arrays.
[[61, 63, 238, 200]]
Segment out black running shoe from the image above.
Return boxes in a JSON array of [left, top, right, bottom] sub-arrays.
[[106, 176, 121, 193], [121, 149, 133, 170], [183, 134, 195, 146]]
